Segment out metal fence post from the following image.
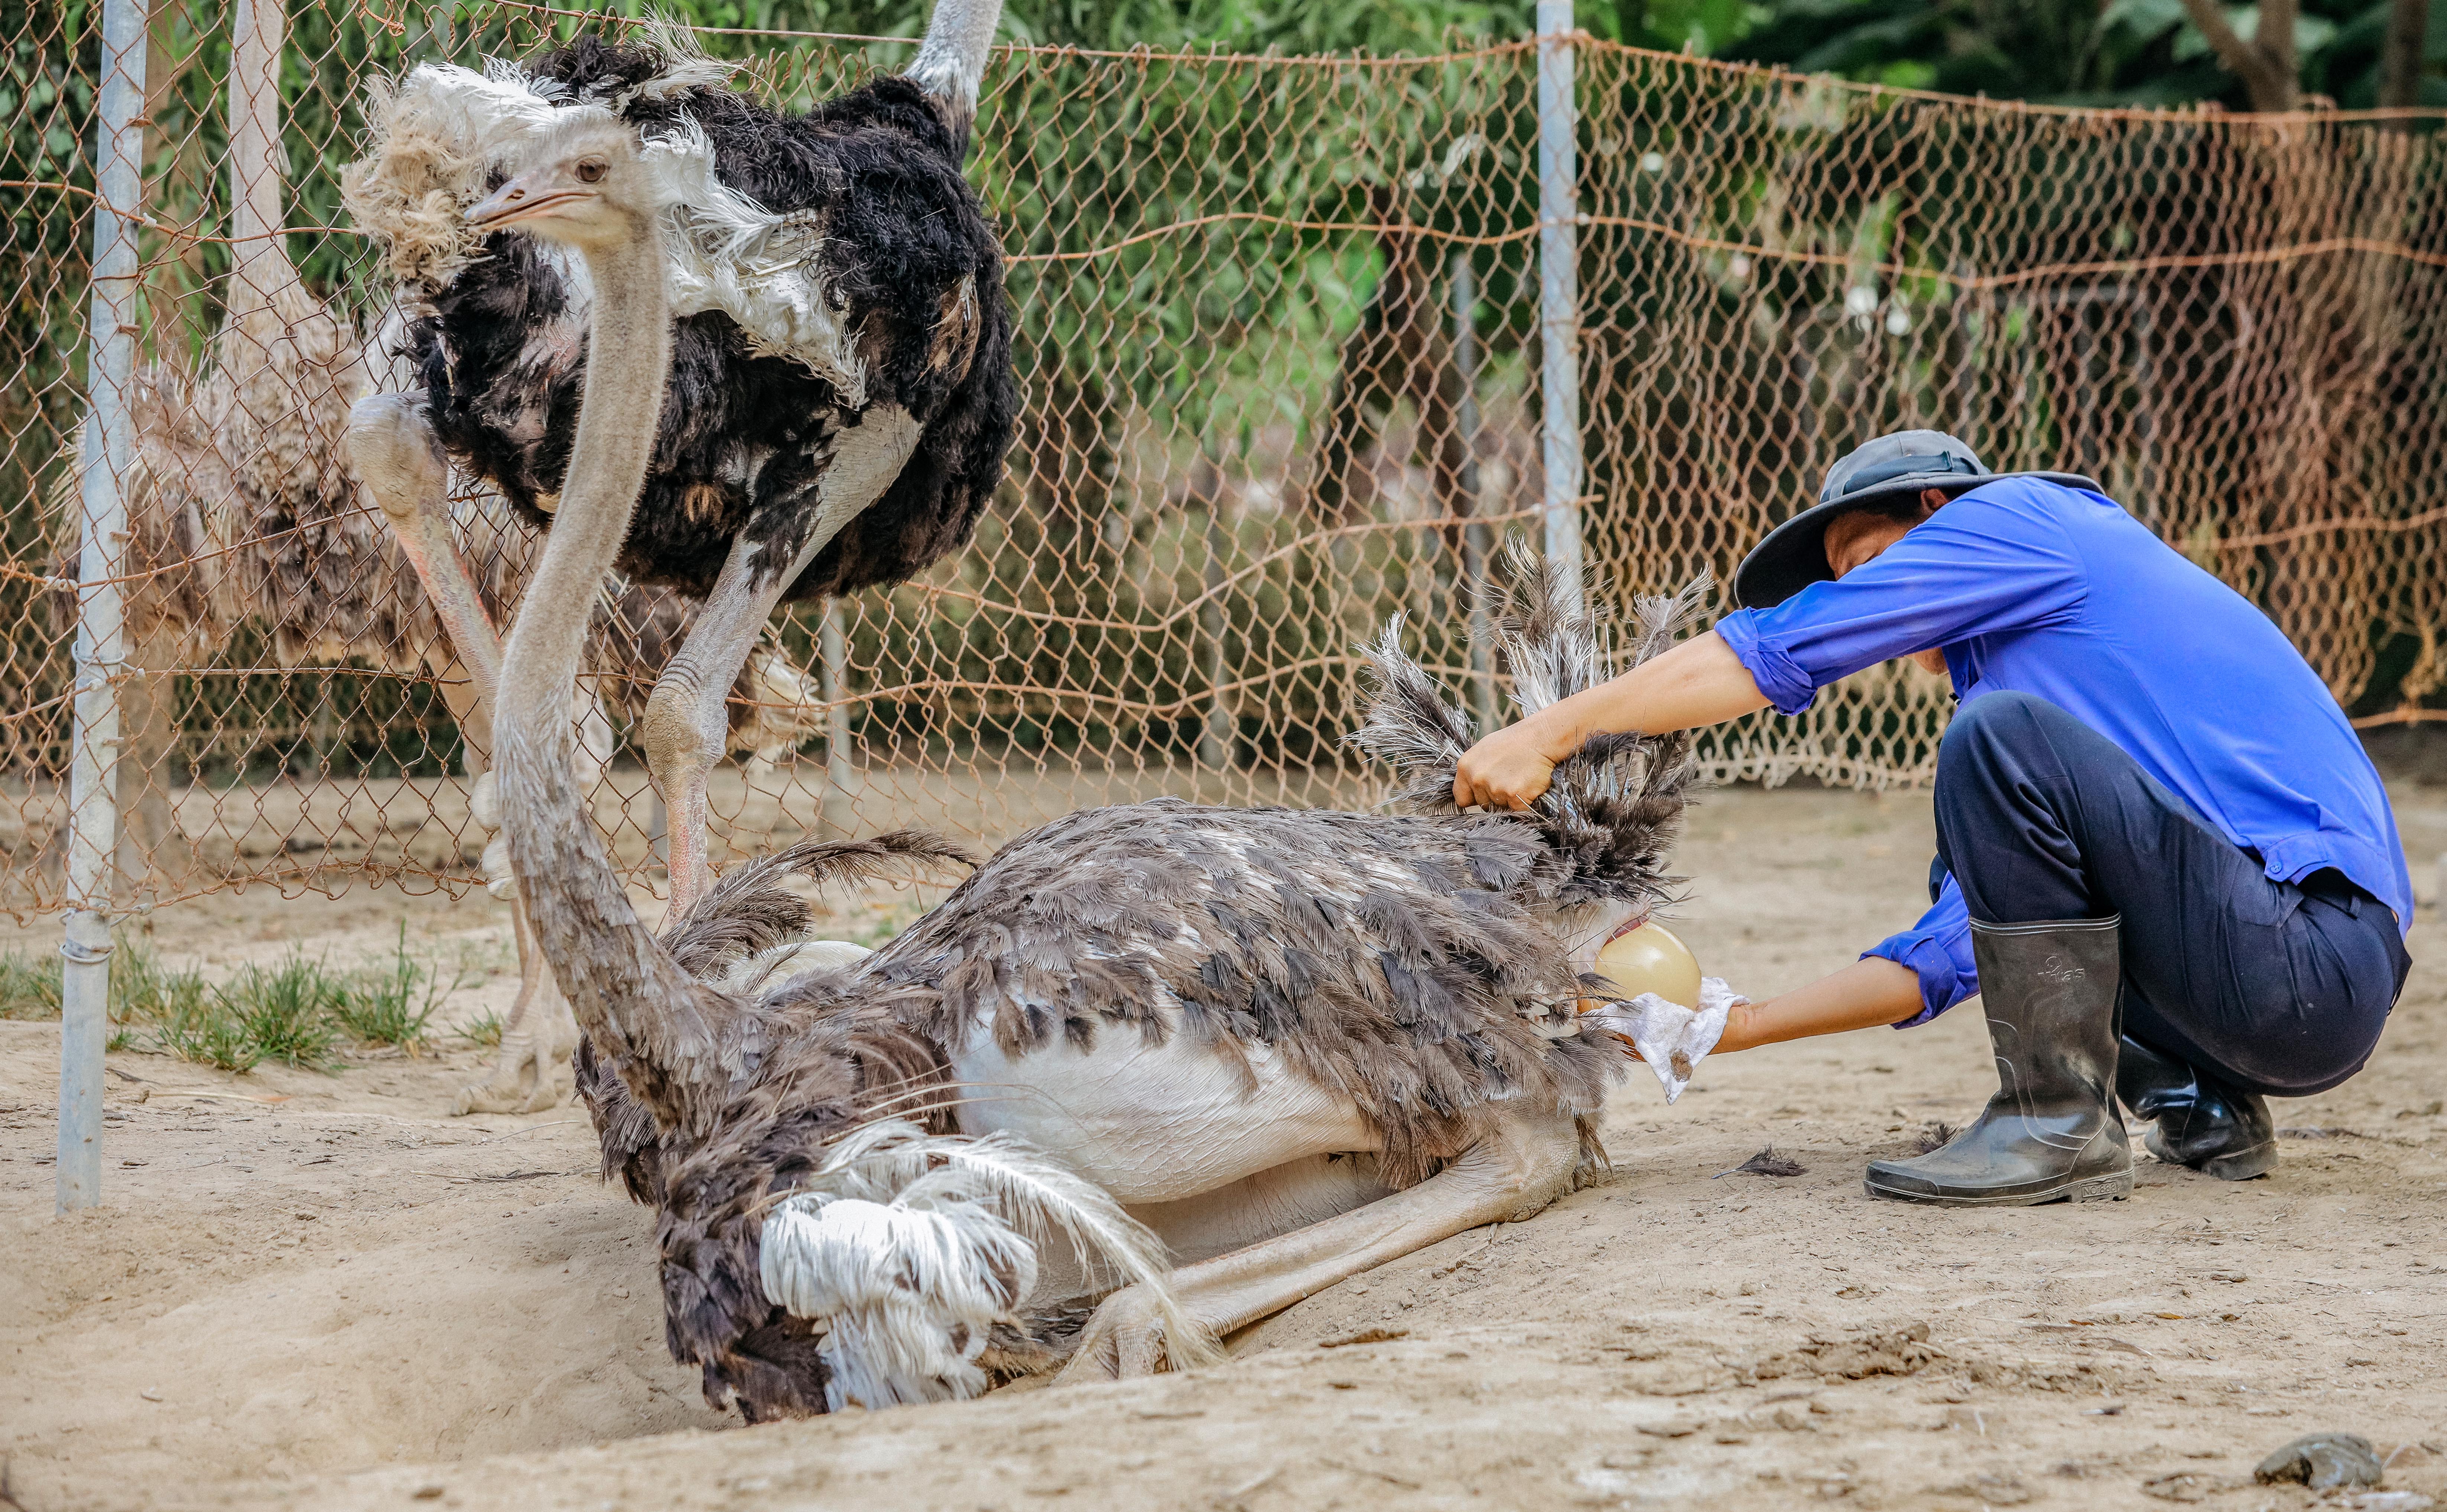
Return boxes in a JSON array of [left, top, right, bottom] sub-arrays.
[[1535, 0, 1586, 605], [1452, 251, 1499, 733], [59, 0, 148, 1214]]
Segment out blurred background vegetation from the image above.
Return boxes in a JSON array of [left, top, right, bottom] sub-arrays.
[[0, 0, 2439, 840]]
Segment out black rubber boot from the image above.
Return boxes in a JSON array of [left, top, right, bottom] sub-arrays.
[[2115, 1033, 2278, 1180], [1865, 916, 2133, 1207]]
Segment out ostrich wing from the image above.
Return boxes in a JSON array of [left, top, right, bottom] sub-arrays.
[[854, 799, 1619, 1188]]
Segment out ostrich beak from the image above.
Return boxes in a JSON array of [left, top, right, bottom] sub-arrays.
[[466, 175, 594, 230]]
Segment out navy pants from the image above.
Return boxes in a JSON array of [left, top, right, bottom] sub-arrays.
[[1933, 693, 2408, 1097]]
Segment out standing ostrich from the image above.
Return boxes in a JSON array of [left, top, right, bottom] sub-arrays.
[[474, 114, 1710, 1417], [340, 0, 1019, 922], [61, 0, 828, 1114]]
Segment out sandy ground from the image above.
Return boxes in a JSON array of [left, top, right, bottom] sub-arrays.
[[3, 781, 2444, 1512]]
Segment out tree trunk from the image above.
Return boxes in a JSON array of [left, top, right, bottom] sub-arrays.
[[2381, 0, 2433, 114], [2177, 0, 2303, 112]]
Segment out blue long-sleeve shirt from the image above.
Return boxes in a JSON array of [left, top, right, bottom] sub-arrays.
[[1714, 477, 2412, 1027]]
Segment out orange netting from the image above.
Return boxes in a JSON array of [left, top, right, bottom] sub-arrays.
[[4, 7, 2442, 923]]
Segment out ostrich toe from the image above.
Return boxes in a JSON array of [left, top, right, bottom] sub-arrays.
[[452, 978, 582, 1116], [1055, 1283, 1195, 1384]]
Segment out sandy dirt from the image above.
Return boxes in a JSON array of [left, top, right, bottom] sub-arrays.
[[4, 781, 2444, 1512]]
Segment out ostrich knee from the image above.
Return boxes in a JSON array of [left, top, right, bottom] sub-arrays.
[[343, 393, 449, 524]]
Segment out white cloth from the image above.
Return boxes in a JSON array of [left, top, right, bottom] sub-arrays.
[[1581, 976, 1746, 1104]]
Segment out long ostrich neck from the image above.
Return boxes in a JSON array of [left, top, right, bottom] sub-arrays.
[[494, 218, 721, 1136]]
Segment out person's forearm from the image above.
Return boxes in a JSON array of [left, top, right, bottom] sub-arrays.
[[1453, 629, 1774, 811], [1512, 630, 1771, 764], [1716, 958, 1924, 1053]]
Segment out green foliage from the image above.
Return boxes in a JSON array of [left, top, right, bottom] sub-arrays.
[[0, 934, 210, 1030], [4, 923, 465, 1068], [114, 938, 211, 1020], [0, 946, 62, 1020], [206, 955, 345, 1069], [1723, 0, 2447, 110], [328, 924, 462, 1051], [10, 0, 2439, 803], [152, 992, 266, 1072], [455, 1006, 505, 1049]]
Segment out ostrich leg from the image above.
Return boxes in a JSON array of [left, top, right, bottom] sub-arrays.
[[1056, 1107, 1583, 1380], [641, 407, 920, 918], [345, 393, 578, 1114]]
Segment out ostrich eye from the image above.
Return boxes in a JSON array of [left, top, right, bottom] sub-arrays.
[[575, 158, 608, 184]]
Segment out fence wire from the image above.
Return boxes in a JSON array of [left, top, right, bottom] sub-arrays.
[[4, 7, 2444, 922]]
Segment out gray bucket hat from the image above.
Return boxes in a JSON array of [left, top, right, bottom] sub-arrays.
[[1732, 429, 2100, 609]]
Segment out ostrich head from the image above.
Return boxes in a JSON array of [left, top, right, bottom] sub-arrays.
[[465, 114, 664, 249]]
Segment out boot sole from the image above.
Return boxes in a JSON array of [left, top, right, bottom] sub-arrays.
[[2197, 1142, 2277, 1181], [1862, 1169, 2134, 1208]]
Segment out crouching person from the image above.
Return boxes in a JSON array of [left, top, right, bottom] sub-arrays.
[[1455, 429, 2411, 1206]]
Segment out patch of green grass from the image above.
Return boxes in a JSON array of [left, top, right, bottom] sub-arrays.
[[455, 1007, 506, 1050], [332, 926, 462, 1053], [0, 948, 62, 1021], [8, 925, 475, 1073], [209, 955, 344, 1071], [0, 936, 210, 1038], [109, 941, 210, 1052], [154, 993, 264, 1073], [115, 940, 210, 1024]]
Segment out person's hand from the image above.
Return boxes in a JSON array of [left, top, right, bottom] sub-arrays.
[[1453, 720, 1562, 811]]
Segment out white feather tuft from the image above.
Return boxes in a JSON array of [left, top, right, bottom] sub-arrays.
[[346, 55, 866, 395], [760, 1193, 1036, 1410], [637, 120, 870, 403], [615, 17, 740, 107], [342, 62, 612, 291], [758, 1118, 1218, 1409]]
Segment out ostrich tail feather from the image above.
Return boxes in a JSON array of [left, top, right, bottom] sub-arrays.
[[758, 1118, 1220, 1400], [1345, 613, 1475, 812], [1351, 535, 1712, 909], [1495, 537, 1610, 716]]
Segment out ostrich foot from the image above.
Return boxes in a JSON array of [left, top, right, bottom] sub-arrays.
[[1059, 1282, 1202, 1380], [452, 890, 581, 1115], [452, 1006, 579, 1115]]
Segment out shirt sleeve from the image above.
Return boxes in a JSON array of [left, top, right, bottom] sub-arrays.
[[1866, 871, 1975, 1027], [1714, 489, 2089, 715]]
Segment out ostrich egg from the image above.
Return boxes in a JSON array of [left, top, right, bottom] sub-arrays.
[[1591, 920, 1702, 1010]]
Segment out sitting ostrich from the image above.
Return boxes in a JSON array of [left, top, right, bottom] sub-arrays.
[[477, 112, 1706, 1416], [57, 0, 826, 1113], [340, 0, 1019, 924]]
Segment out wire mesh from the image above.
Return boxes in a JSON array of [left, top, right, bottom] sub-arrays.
[[5, 9, 2443, 923]]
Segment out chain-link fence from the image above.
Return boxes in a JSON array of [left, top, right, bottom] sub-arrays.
[[7, 6, 2445, 924]]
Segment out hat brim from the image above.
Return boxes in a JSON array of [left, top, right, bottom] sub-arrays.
[[1731, 471, 2102, 610]]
